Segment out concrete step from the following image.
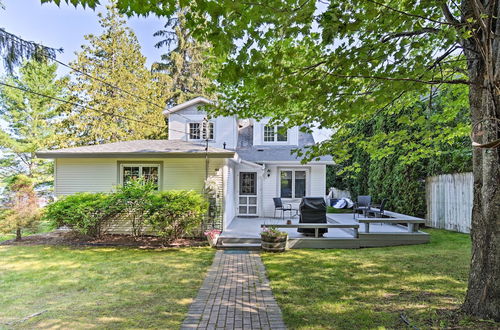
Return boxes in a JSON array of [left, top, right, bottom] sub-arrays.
[[217, 242, 262, 250], [218, 237, 261, 244]]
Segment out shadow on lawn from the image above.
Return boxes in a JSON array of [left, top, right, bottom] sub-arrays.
[[261, 229, 491, 329], [0, 246, 214, 329]]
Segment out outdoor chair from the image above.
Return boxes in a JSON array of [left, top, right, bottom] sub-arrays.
[[366, 199, 386, 218], [273, 197, 298, 219], [353, 195, 372, 219]]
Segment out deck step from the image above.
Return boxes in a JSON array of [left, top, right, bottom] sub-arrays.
[[217, 243, 262, 250], [218, 237, 261, 244]]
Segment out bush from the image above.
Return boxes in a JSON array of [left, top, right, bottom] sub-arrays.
[[43, 193, 118, 237], [146, 191, 208, 242], [43, 182, 208, 241]]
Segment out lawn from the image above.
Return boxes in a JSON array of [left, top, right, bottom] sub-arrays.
[[0, 245, 214, 329], [262, 229, 494, 329]]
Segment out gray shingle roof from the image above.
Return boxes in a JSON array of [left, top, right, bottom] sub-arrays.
[[37, 140, 235, 158], [236, 129, 333, 163]]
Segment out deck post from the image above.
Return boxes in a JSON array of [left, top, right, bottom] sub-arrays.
[[354, 227, 359, 238], [365, 223, 370, 233], [315, 228, 319, 238]]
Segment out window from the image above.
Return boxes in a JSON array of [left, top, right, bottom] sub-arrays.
[[239, 172, 256, 195], [189, 123, 201, 140], [263, 125, 287, 142], [189, 121, 214, 140], [121, 164, 160, 189], [280, 170, 306, 198]]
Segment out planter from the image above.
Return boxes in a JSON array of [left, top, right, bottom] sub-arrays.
[[207, 234, 220, 248], [261, 234, 288, 252]]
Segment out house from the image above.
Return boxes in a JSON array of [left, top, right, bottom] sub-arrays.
[[37, 97, 333, 232]]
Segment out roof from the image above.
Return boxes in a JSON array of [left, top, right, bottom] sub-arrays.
[[162, 97, 213, 115], [236, 127, 333, 163], [36, 140, 235, 159]]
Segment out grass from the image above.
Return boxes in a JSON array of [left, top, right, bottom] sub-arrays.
[[261, 229, 493, 329], [0, 245, 215, 329], [0, 221, 53, 243]]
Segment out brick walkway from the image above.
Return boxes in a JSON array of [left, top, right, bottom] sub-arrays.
[[181, 250, 286, 330]]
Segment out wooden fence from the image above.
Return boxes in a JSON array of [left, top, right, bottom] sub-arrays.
[[426, 172, 473, 233]]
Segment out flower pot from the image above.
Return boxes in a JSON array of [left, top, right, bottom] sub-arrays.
[[261, 234, 288, 252], [207, 234, 220, 248]]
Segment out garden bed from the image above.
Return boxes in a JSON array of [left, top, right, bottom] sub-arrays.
[[0, 229, 207, 248]]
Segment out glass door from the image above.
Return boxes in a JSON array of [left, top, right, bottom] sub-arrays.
[[238, 172, 258, 216]]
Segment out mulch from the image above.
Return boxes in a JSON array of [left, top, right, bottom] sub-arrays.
[[0, 229, 208, 248]]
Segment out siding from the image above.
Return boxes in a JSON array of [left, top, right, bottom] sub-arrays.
[[426, 172, 473, 233], [56, 157, 225, 196], [168, 105, 238, 150]]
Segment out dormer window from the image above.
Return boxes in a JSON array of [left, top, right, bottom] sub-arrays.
[[189, 122, 214, 140], [264, 125, 287, 142]]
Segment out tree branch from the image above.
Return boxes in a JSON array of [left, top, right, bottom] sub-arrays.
[[441, 3, 461, 26], [325, 73, 470, 85], [380, 28, 441, 42], [364, 0, 452, 25]]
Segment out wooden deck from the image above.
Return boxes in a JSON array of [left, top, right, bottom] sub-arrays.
[[218, 213, 430, 249]]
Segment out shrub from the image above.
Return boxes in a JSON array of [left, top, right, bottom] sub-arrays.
[[145, 190, 208, 242], [0, 175, 41, 240], [43, 193, 118, 237], [109, 179, 157, 237]]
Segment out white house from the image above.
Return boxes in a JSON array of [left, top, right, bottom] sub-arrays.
[[37, 97, 333, 232]]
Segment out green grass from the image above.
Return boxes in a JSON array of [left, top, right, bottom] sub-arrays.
[[261, 229, 490, 329], [0, 245, 215, 329], [0, 221, 54, 243]]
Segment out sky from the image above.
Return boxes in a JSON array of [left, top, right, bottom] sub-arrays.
[[0, 0, 166, 71]]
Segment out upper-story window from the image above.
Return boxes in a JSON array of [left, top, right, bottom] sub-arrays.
[[264, 125, 287, 142], [189, 122, 214, 140]]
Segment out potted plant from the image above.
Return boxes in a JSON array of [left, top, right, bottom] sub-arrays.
[[261, 226, 288, 252], [204, 229, 221, 248]]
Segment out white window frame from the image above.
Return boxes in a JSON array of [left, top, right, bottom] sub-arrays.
[[188, 121, 215, 141], [120, 164, 161, 189], [263, 125, 288, 143], [279, 168, 309, 199]]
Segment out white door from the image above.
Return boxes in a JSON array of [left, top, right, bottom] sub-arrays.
[[238, 172, 258, 216]]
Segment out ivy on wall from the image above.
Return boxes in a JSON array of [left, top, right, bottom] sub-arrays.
[[327, 86, 472, 218]]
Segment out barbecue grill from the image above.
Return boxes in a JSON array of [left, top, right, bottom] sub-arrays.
[[298, 197, 327, 236]]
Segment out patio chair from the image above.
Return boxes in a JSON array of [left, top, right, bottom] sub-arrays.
[[366, 199, 386, 218], [353, 195, 371, 219], [273, 197, 298, 219]]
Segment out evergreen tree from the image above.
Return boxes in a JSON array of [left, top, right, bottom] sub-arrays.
[[0, 59, 68, 189], [152, 9, 212, 107], [60, 4, 166, 146]]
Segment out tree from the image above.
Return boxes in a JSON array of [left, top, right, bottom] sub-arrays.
[[0, 59, 68, 188], [152, 9, 212, 107], [45, 0, 500, 320], [0, 1, 61, 72], [0, 175, 40, 240], [59, 4, 166, 146]]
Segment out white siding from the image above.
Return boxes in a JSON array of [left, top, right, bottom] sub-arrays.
[[253, 118, 299, 146], [223, 161, 236, 229], [168, 104, 238, 150], [239, 163, 327, 218], [55, 157, 225, 197]]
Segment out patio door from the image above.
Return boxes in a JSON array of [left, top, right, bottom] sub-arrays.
[[238, 172, 258, 216]]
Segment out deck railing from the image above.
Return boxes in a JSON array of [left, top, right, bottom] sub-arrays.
[[357, 209, 426, 233], [260, 223, 360, 238]]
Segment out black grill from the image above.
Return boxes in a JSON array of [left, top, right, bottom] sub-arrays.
[[298, 197, 327, 236]]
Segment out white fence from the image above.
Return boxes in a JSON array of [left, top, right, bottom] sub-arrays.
[[426, 172, 473, 233]]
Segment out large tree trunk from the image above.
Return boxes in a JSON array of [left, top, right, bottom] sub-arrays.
[[461, 1, 500, 319], [15, 227, 22, 241]]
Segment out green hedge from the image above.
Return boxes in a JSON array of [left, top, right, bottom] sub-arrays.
[[44, 181, 208, 241]]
